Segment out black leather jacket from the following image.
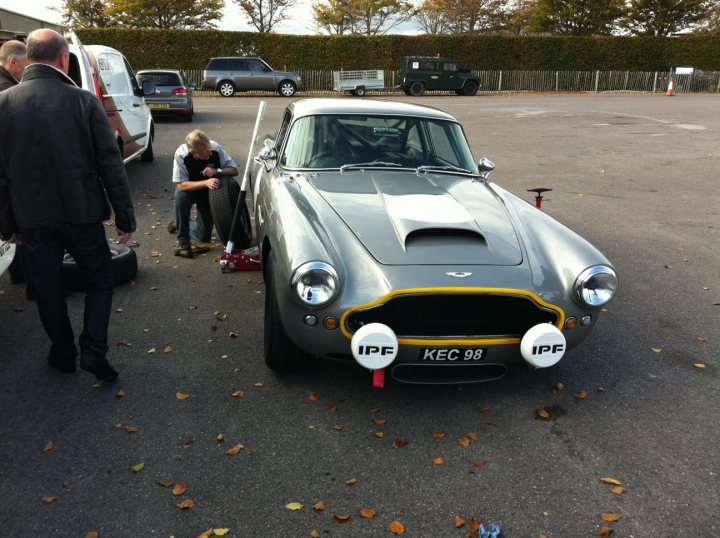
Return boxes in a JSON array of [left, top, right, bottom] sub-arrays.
[[0, 64, 136, 238]]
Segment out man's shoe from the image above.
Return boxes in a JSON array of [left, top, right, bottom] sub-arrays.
[[167, 221, 177, 234], [47, 354, 77, 374], [174, 242, 193, 258], [80, 354, 118, 382]]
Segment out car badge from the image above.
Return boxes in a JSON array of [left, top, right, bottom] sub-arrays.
[[446, 272, 472, 278]]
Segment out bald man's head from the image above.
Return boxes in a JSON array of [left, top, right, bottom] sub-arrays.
[[27, 29, 69, 68]]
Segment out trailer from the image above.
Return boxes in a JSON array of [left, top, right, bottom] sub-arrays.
[[333, 70, 385, 96]]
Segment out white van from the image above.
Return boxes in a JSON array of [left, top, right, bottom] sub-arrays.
[[0, 239, 14, 277], [66, 34, 155, 164]]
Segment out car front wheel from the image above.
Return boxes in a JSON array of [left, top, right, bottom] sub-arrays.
[[462, 80, 479, 96], [409, 81, 425, 96], [278, 81, 296, 97], [264, 254, 307, 371], [218, 81, 235, 97]]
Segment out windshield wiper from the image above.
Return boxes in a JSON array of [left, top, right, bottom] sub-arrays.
[[416, 165, 474, 175], [340, 161, 403, 171]]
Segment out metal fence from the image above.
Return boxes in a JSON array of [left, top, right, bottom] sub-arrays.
[[183, 69, 720, 94]]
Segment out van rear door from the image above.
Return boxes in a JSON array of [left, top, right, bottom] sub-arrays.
[[65, 32, 99, 96]]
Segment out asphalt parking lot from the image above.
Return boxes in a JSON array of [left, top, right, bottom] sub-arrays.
[[1, 93, 718, 537]]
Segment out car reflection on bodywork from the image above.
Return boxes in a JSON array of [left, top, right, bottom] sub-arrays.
[[137, 69, 194, 122], [250, 98, 618, 385]]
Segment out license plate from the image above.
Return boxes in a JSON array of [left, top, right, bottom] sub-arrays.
[[419, 348, 487, 361], [148, 103, 170, 109]]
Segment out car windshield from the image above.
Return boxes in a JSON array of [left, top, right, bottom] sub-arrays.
[[138, 72, 182, 86], [280, 114, 477, 171]]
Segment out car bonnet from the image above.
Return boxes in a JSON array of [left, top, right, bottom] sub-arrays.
[[308, 171, 523, 266]]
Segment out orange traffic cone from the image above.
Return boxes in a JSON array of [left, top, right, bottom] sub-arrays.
[[666, 77, 674, 96]]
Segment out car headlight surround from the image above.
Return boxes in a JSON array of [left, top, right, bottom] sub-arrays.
[[574, 265, 618, 307], [291, 262, 339, 307]]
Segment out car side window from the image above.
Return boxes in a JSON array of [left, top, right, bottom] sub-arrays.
[[123, 57, 141, 95], [231, 59, 248, 71], [96, 52, 130, 96], [247, 59, 267, 72], [276, 110, 292, 156], [209, 59, 229, 70]]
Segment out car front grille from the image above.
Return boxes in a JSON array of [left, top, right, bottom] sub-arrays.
[[344, 292, 560, 339]]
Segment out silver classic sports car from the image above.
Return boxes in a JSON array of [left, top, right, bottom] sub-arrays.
[[251, 99, 617, 385]]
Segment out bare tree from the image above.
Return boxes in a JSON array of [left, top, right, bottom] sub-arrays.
[[235, 0, 299, 32]]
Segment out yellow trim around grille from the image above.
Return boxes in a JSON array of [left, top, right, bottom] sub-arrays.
[[340, 287, 565, 346]]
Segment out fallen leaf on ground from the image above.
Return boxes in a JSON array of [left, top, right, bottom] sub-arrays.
[[601, 513, 621, 522], [651, 347, 662, 353], [158, 479, 173, 487], [172, 484, 187, 496], [254, 382, 264, 388], [43, 441, 54, 453], [375, 432, 384, 438], [84, 532, 99, 538], [598, 526, 614, 536], [611, 485, 626, 494], [471, 459, 486, 467], [694, 363, 707, 369], [369, 407, 381, 414], [312, 500, 325, 511], [176, 392, 190, 400], [115, 339, 132, 347], [574, 390, 588, 399], [285, 502, 303, 510], [345, 478, 358, 485], [392, 438, 407, 448], [332, 514, 351, 523], [308, 393, 319, 401], [433, 457, 444, 465], [555, 382, 566, 391], [458, 437, 470, 447], [63, 479, 72, 488], [115, 390, 126, 398], [537, 408, 551, 419], [389, 520, 405, 534], [42, 496, 57, 504], [454, 515, 466, 528], [225, 444, 245, 455], [229, 332, 239, 338], [231, 390, 245, 398], [333, 424, 344, 431], [147, 348, 156, 354], [696, 336, 706, 342], [177, 499, 193, 510], [124, 425, 138, 433], [330, 404, 337, 412], [467, 432, 478, 440], [216, 433, 225, 442], [600, 477, 622, 486], [372, 418, 386, 425], [478, 405, 491, 413], [131, 462, 144, 472], [163, 346, 173, 353], [432, 431, 445, 438], [309, 530, 321, 538], [360, 508, 377, 518], [213, 529, 229, 536]]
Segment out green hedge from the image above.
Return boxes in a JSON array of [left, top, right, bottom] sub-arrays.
[[75, 29, 720, 72]]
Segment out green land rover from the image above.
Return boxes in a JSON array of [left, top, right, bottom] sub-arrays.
[[398, 56, 480, 96]]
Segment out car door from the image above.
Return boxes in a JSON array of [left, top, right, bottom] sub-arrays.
[[230, 58, 250, 90], [246, 58, 275, 91]]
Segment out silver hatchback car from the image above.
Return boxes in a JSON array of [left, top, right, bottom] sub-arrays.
[[201, 57, 302, 97], [136, 69, 194, 122]]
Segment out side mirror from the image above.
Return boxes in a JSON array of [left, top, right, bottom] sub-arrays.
[[257, 139, 277, 171], [140, 79, 156, 97], [477, 157, 495, 179]]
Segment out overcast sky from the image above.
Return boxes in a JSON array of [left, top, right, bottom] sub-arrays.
[[3, 0, 419, 34]]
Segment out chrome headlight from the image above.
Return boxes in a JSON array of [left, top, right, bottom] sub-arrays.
[[574, 266, 618, 307], [291, 262, 338, 306]]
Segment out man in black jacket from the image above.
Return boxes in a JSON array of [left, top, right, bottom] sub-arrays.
[[0, 40, 27, 91], [0, 29, 136, 381]]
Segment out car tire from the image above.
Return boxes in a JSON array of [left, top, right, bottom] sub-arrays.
[[462, 81, 479, 96], [264, 254, 307, 371], [409, 81, 425, 96], [402, 88, 411, 96], [63, 243, 137, 292], [218, 81, 235, 97], [140, 132, 154, 162], [208, 177, 252, 248], [278, 81, 296, 97], [354, 86, 366, 97]]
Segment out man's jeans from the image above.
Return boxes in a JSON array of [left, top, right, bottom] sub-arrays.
[[20, 223, 113, 361], [174, 188, 213, 244]]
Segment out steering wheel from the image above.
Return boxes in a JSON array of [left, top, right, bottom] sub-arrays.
[[308, 151, 354, 168]]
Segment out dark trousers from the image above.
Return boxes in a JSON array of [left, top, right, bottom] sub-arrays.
[[174, 188, 213, 244], [20, 223, 113, 361]]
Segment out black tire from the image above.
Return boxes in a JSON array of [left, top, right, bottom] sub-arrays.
[[63, 243, 137, 292], [208, 177, 252, 248], [402, 88, 411, 96], [354, 86, 366, 97], [140, 131, 154, 162], [462, 80, 479, 96], [264, 254, 307, 371], [409, 81, 425, 96], [218, 81, 235, 97], [278, 80, 296, 97]]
